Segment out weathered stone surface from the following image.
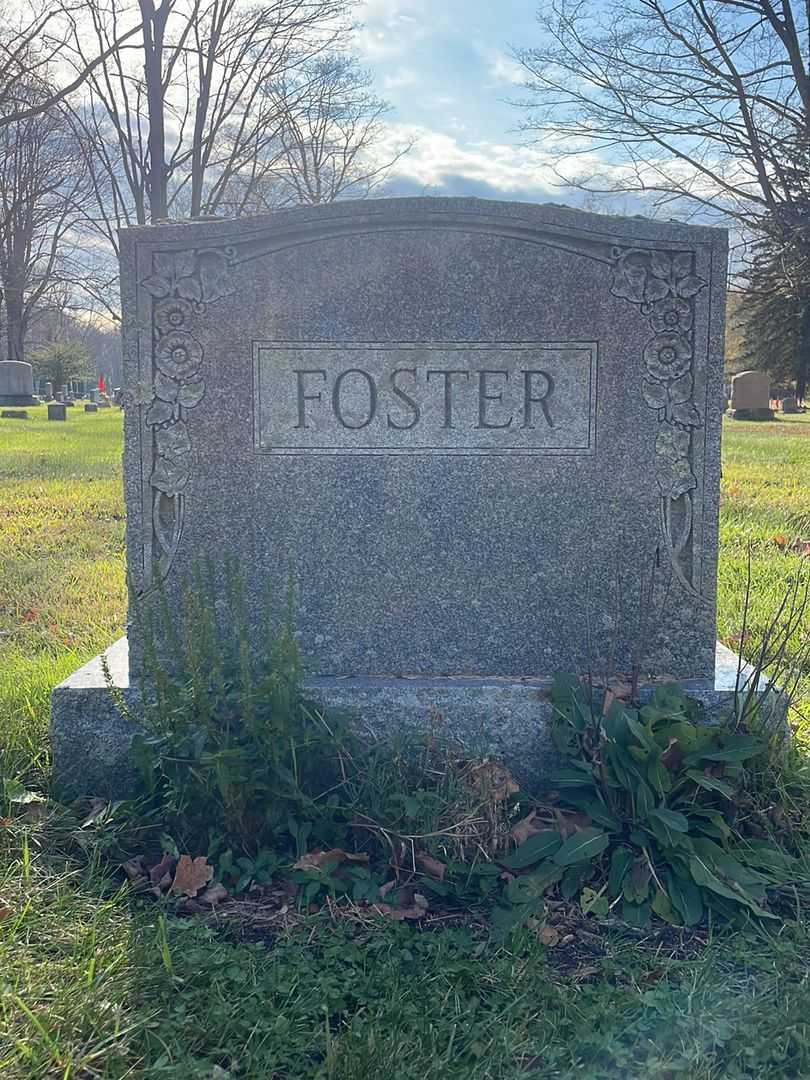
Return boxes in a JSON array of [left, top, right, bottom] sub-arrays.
[[49, 637, 786, 799], [0, 360, 35, 405], [119, 198, 727, 682], [47, 403, 67, 421], [781, 396, 799, 414], [1, 409, 28, 419]]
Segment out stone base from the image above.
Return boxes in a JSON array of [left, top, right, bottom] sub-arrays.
[[0, 394, 36, 406], [50, 637, 788, 800], [728, 407, 774, 421]]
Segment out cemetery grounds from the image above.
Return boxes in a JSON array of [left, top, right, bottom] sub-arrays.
[[2, 405, 810, 1080]]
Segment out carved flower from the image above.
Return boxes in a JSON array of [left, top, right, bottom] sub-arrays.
[[155, 298, 193, 334], [151, 455, 190, 495], [651, 297, 692, 334], [655, 423, 690, 462], [156, 331, 202, 380], [643, 332, 692, 382]]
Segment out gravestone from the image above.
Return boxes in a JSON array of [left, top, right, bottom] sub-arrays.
[[44, 381, 53, 400], [1, 409, 28, 419], [52, 197, 752, 798], [85, 402, 99, 413], [47, 402, 67, 421], [729, 370, 773, 420], [0, 360, 36, 405], [781, 396, 799, 414]]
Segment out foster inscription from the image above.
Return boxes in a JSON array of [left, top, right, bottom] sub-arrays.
[[253, 342, 597, 455]]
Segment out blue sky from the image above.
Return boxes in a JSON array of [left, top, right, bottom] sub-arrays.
[[355, 0, 582, 203]]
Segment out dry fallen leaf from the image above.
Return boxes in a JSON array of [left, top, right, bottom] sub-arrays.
[[510, 810, 543, 845], [200, 883, 229, 905], [660, 737, 682, 772], [416, 853, 446, 880], [466, 761, 520, 802], [292, 849, 370, 872], [378, 880, 397, 899], [790, 538, 810, 557], [572, 964, 600, 983], [774, 534, 787, 550], [538, 925, 560, 947], [554, 809, 592, 838], [0, 906, 11, 921], [122, 856, 146, 881], [375, 892, 429, 921], [170, 855, 214, 897], [149, 853, 177, 888]]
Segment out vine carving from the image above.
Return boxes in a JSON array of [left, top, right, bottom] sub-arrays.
[[610, 247, 707, 597], [140, 247, 234, 584]]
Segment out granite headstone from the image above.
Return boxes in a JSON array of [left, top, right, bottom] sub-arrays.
[[729, 370, 773, 420], [0, 360, 36, 406], [53, 198, 738, 796], [48, 402, 67, 421]]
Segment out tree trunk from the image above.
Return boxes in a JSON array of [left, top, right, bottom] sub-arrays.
[[796, 301, 810, 403], [139, 0, 170, 222], [4, 279, 25, 362]]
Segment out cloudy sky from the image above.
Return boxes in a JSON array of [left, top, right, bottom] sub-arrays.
[[355, 0, 580, 204]]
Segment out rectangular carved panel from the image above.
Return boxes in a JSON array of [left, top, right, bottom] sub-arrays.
[[253, 341, 597, 455]]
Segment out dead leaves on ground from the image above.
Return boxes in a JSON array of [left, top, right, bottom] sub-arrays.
[[292, 849, 369, 872], [773, 535, 810, 557], [121, 852, 227, 908]]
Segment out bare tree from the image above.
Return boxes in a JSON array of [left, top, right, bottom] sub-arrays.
[[71, 0, 354, 228], [269, 54, 404, 205], [0, 82, 93, 361], [513, 0, 810, 228], [0, 1, 142, 126]]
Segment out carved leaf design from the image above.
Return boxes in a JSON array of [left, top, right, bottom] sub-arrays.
[[154, 371, 179, 403], [650, 250, 672, 280], [670, 401, 702, 428], [671, 252, 693, 278], [156, 421, 191, 459], [146, 399, 174, 426], [675, 274, 705, 299], [177, 379, 205, 409], [642, 380, 668, 409], [657, 457, 697, 500], [141, 274, 171, 299], [643, 276, 671, 304], [197, 250, 233, 302], [667, 372, 693, 405], [176, 275, 204, 303]]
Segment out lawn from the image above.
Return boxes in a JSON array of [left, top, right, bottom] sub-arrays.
[[1, 405, 810, 1079]]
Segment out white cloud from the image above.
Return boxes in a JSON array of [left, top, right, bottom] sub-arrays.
[[354, 0, 432, 61], [478, 46, 525, 87], [371, 123, 562, 195], [382, 67, 419, 90]]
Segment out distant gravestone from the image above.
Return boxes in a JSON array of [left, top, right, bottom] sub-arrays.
[[0, 361, 36, 406], [729, 370, 773, 420], [52, 197, 750, 797], [84, 402, 99, 413], [44, 381, 53, 400], [48, 402, 67, 421], [781, 396, 799, 414], [1, 409, 28, 419]]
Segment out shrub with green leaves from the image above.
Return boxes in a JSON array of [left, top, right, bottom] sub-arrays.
[[489, 675, 795, 930], [126, 558, 357, 862]]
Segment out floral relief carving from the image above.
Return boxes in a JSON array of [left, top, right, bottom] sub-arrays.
[[140, 246, 234, 583], [611, 247, 707, 598]]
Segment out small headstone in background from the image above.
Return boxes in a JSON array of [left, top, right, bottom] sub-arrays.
[[1, 409, 28, 419], [47, 402, 67, 421], [88, 389, 98, 402], [0, 360, 36, 405], [781, 396, 799, 414], [84, 402, 99, 413], [728, 370, 773, 420], [44, 381, 53, 400]]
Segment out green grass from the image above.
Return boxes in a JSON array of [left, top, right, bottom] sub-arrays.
[[1, 406, 810, 1078]]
